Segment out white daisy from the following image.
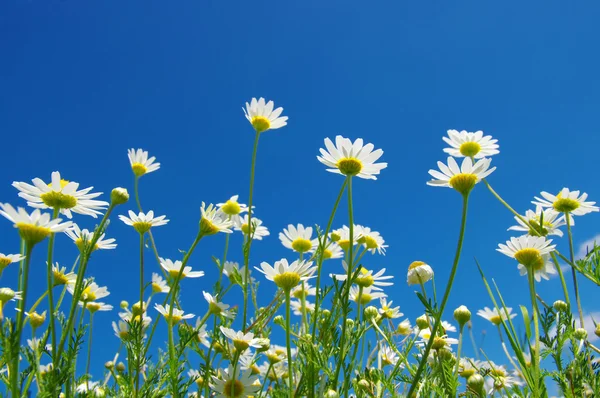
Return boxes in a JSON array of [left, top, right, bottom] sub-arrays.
[[517, 255, 557, 282], [13, 171, 108, 218], [119, 210, 169, 234], [396, 319, 413, 336], [356, 225, 388, 255], [119, 309, 152, 328], [330, 225, 363, 251], [223, 261, 255, 285], [220, 327, 262, 352], [65, 224, 116, 251], [477, 307, 517, 326], [52, 264, 77, 286], [243, 97, 288, 133], [533, 188, 599, 216], [441, 321, 457, 333], [217, 195, 250, 222], [112, 320, 129, 339], [200, 202, 233, 235], [317, 135, 387, 180], [442, 129, 499, 159], [155, 304, 194, 324], [151, 272, 170, 294], [508, 207, 569, 237], [128, 148, 160, 177], [0, 253, 25, 272], [291, 299, 315, 316], [291, 282, 316, 299], [76, 381, 100, 394], [255, 259, 316, 291], [417, 328, 459, 350], [203, 291, 233, 318], [380, 345, 399, 367], [84, 301, 113, 313], [427, 157, 495, 195], [0, 288, 22, 305], [331, 263, 393, 289], [407, 261, 434, 286], [68, 281, 110, 302], [234, 214, 269, 240], [160, 258, 204, 279], [0, 204, 73, 244], [497, 235, 556, 271], [211, 364, 260, 398], [195, 318, 210, 347], [350, 286, 387, 305], [379, 297, 403, 319], [312, 241, 343, 260], [457, 358, 478, 378], [279, 224, 318, 253]]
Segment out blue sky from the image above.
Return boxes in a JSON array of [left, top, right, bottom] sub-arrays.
[[1, 0, 600, 388]]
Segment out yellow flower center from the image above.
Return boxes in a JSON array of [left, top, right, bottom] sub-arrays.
[[208, 301, 223, 315], [152, 282, 164, 293], [241, 223, 251, 235], [432, 336, 447, 350], [355, 292, 372, 305], [267, 352, 282, 364], [396, 324, 411, 336], [53, 270, 72, 286], [221, 200, 241, 215], [330, 232, 341, 242], [528, 219, 551, 236], [118, 330, 129, 339], [338, 240, 351, 251], [132, 221, 152, 234], [514, 248, 544, 269], [336, 158, 363, 176], [75, 238, 99, 252], [273, 272, 301, 291], [233, 339, 250, 352], [323, 249, 333, 259], [29, 312, 46, 328], [490, 368, 507, 377], [363, 236, 378, 249], [553, 197, 580, 213], [16, 223, 51, 245], [382, 355, 394, 366], [409, 261, 426, 270], [169, 269, 187, 279], [291, 238, 312, 253], [489, 315, 502, 325], [86, 302, 102, 313], [459, 142, 481, 157], [223, 378, 245, 397], [0, 257, 12, 269], [251, 116, 271, 133], [355, 268, 374, 288], [169, 314, 183, 324], [449, 173, 478, 195], [81, 286, 97, 301], [131, 162, 148, 177], [40, 191, 77, 209], [292, 288, 308, 300], [200, 218, 220, 236]]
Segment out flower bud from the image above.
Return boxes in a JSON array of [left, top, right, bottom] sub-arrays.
[[255, 338, 270, 353], [553, 300, 568, 313], [120, 300, 129, 309], [321, 309, 331, 318], [574, 328, 588, 340], [0, 288, 16, 304], [346, 318, 355, 329], [453, 305, 471, 327], [324, 389, 339, 398], [595, 324, 600, 338], [132, 301, 146, 316], [357, 379, 370, 391], [105, 361, 114, 369], [467, 373, 485, 393], [274, 315, 285, 327], [116, 362, 126, 372], [111, 188, 129, 206], [416, 315, 429, 330], [29, 311, 46, 329], [364, 306, 379, 321]]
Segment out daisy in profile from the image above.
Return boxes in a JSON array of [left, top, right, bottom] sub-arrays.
[[217, 195, 250, 222], [211, 364, 260, 398], [379, 297, 403, 319], [441, 321, 457, 333], [427, 157, 495, 195], [279, 224, 318, 253], [312, 241, 343, 260], [200, 202, 233, 236], [195, 318, 210, 347], [13, 171, 108, 218], [84, 302, 113, 313], [160, 258, 204, 279], [68, 280, 110, 303], [291, 299, 315, 316], [0, 253, 25, 273], [223, 261, 255, 285], [255, 259, 316, 291], [128, 148, 160, 177], [220, 327, 262, 352], [516, 254, 556, 282], [406, 261, 434, 286], [533, 188, 599, 216], [291, 282, 316, 300], [119, 210, 168, 234], [155, 304, 194, 325], [0, 204, 73, 245], [151, 273, 170, 294], [380, 345, 399, 367], [317, 135, 387, 180], [497, 236, 556, 274], [477, 307, 517, 326], [234, 214, 269, 240], [356, 225, 388, 255], [65, 224, 116, 252], [243, 97, 288, 133], [331, 263, 393, 289], [203, 291, 233, 318], [442, 129, 499, 159], [350, 286, 387, 305], [112, 320, 129, 339], [52, 264, 77, 286], [417, 328, 459, 350], [330, 225, 363, 251], [508, 207, 569, 237], [396, 319, 413, 336]]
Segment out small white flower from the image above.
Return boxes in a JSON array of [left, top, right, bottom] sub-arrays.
[[52, 264, 77, 286], [427, 157, 495, 194], [508, 207, 570, 237], [151, 272, 170, 294], [317, 135, 387, 180], [279, 224, 318, 253], [497, 235, 556, 272], [517, 255, 557, 282], [417, 328, 459, 350], [0, 253, 25, 271], [128, 148, 160, 177], [255, 259, 316, 290], [442, 129, 499, 159], [65, 224, 116, 251], [407, 261, 434, 286], [203, 291, 233, 318], [441, 321, 457, 333], [68, 281, 110, 302], [155, 304, 194, 324], [533, 188, 599, 216], [220, 326, 262, 351], [217, 195, 250, 221], [195, 318, 210, 347], [112, 320, 130, 339], [380, 345, 399, 367], [379, 298, 403, 319], [234, 214, 270, 240], [211, 364, 260, 398], [200, 202, 233, 235], [356, 225, 388, 255], [291, 299, 315, 316], [119, 210, 168, 234], [477, 307, 517, 326], [330, 225, 363, 251], [243, 97, 288, 133], [350, 286, 387, 305], [160, 258, 204, 279], [0, 204, 73, 244], [331, 262, 393, 289]]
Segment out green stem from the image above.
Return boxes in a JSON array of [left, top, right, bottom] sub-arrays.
[[408, 193, 469, 396], [285, 289, 294, 398], [243, 131, 260, 332], [46, 207, 59, 368], [135, 232, 145, 397], [28, 291, 49, 313], [550, 252, 571, 306], [527, 271, 540, 394], [167, 319, 177, 397], [217, 232, 230, 291], [454, 326, 464, 376], [565, 213, 584, 328], [85, 312, 95, 376]]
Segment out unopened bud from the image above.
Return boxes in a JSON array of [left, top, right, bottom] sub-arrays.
[[29, 311, 46, 329], [111, 188, 129, 205], [346, 318, 355, 329], [467, 373, 485, 392], [105, 361, 114, 369], [364, 306, 379, 320], [574, 328, 588, 340], [595, 324, 600, 338], [274, 315, 284, 327], [255, 338, 270, 352], [324, 389, 339, 398], [453, 305, 471, 327], [120, 300, 129, 309], [553, 300, 568, 312], [116, 362, 126, 372], [357, 379, 370, 391], [416, 315, 429, 330]]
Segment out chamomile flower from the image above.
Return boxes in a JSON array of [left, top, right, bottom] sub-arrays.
[[160, 258, 204, 279], [396, 319, 413, 336], [112, 320, 129, 339], [119, 309, 152, 328], [407, 261, 434, 286], [200, 202, 233, 235], [195, 318, 210, 347], [441, 321, 457, 333], [486, 367, 524, 393], [217, 195, 250, 221], [128, 148, 160, 177], [0, 253, 25, 272], [379, 297, 403, 319], [508, 207, 569, 237], [84, 302, 113, 313], [211, 364, 260, 398], [234, 215, 270, 240], [418, 328, 459, 350], [243, 97, 288, 133], [517, 254, 557, 282], [52, 264, 77, 286], [0, 288, 22, 306], [317, 135, 387, 180], [223, 261, 255, 285], [255, 259, 316, 291], [155, 304, 194, 324], [312, 241, 343, 260], [220, 327, 262, 352], [477, 307, 517, 326], [119, 210, 169, 234], [427, 157, 495, 195], [442, 130, 499, 159], [68, 281, 110, 302], [13, 171, 108, 218], [264, 346, 287, 364], [331, 263, 393, 289], [330, 225, 363, 251], [350, 286, 387, 305], [291, 299, 315, 316], [0, 204, 73, 244], [458, 358, 478, 378], [356, 225, 388, 254], [497, 235, 556, 271], [65, 224, 116, 251], [76, 381, 100, 394], [291, 282, 316, 299], [203, 291, 233, 318], [380, 345, 399, 367], [533, 188, 599, 216], [279, 224, 318, 253]]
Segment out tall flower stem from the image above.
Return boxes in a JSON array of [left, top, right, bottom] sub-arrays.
[[408, 193, 469, 396], [135, 232, 145, 397], [565, 213, 584, 327], [285, 289, 294, 398], [243, 131, 261, 332], [527, 271, 541, 393], [217, 232, 230, 291], [46, 208, 60, 367], [85, 312, 95, 376], [167, 319, 177, 397], [454, 325, 464, 376], [10, 243, 33, 397]]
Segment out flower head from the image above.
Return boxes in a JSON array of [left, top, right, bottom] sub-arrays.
[[331, 262, 393, 289], [52, 264, 77, 286], [155, 304, 194, 324], [0, 253, 25, 272], [160, 258, 204, 279], [497, 235, 556, 270], [211, 364, 260, 398], [380, 345, 399, 367], [407, 261, 434, 286], [350, 286, 387, 305], [442, 130, 499, 159], [200, 202, 233, 235], [233, 214, 269, 240], [533, 188, 598, 216], [331, 225, 363, 251], [151, 272, 170, 294], [517, 255, 557, 282], [356, 225, 388, 255], [13, 171, 108, 218], [279, 224, 318, 253], [65, 224, 116, 252], [313, 241, 343, 260], [0, 204, 73, 244], [243, 97, 288, 133], [477, 306, 517, 326], [508, 207, 569, 237], [427, 157, 495, 195], [220, 327, 262, 352], [317, 136, 387, 180], [217, 195, 249, 220], [379, 297, 403, 319], [203, 291, 233, 318], [128, 148, 160, 177], [119, 210, 168, 234], [68, 280, 110, 302], [255, 259, 316, 291]]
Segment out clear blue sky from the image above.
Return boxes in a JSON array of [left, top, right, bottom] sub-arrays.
[[1, 0, 599, 388]]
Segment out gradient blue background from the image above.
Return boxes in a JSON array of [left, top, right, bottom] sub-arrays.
[[1, 0, 599, 392]]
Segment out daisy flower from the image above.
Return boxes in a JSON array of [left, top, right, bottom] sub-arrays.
[[155, 304, 194, 324], [203, 291, 233, 318], [264, 346, 287, 365], [76, 381, 101, 394], [52, 264, 77, 286], [441, 321, 457, 333], [68, 281, 110, 302], [211, 364, 260, 398], [380, 345, 399, 367], [407, 261, 434, 286], [396, 319, 413, 336], [65, 224, 116, 251], [151, 272, 170, 294], [0, 253, 25, 272], [291, 282, 316, 300], [379, 297, 403, 319], [243, 97, 288, 133], [312, 241, 343, 260], [255, 259, 316, 291], [508, 207, 569, 237], [195, 318, 210, 347], [418, 328, 459, 350], [234, 214, 269, 240], [0, 204, 73, 244], [477, 307, 517, 326], [128, 148, 160, 177], [497, 235, 556, 271], [330, 225, 363, 251], [533, 188, 599, 216], [427, 157, 495, 195], [220, 326, 262, 352], [356, 225, 388, 255], [119, 309, 152, 328], [160, 258, 204, 279], [200, 202, 233, 235], [112, 320, 129, 339], [119, 210, 169, 234], [223, 261, 255, 285], [291, 299, 315, 316], [517, 254, 557, 282], [39, 363, 53, 376], [458, 358, 478, 378], [217, 195, 250, 221], [13, 171, 108, 218], [350, 286, 387, 305], [84, 302, 113, 313], [317, 135, 387, 180], [331, 263, 393, 289], [442, 129, 499, 159], [279, 224, 318, 253], [0, 288, 22, 306]]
